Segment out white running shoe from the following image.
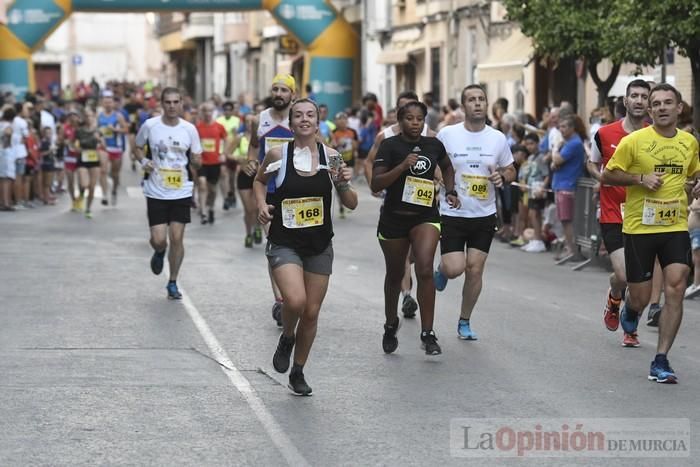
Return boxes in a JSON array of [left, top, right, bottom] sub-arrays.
[[685, 283, 700, 300], [523, 240, 546, 253]]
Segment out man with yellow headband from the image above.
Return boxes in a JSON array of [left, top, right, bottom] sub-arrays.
[[602, 83, 700, 384], [244, 73, 296, 326]]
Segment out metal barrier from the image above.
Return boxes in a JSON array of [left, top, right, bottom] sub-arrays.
[[555, 177, 610, 271]]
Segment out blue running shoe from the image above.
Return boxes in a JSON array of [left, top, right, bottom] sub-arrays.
[[166, 282, 182, 300], [457, 319, 478, 340], [619, 304, 639, 334], [648, 357, 677, 384], [434, 268, 448, 291]]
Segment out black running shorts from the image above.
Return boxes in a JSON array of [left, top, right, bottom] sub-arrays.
[[601, 223, 624, 254], [237, 170, 255, 190], [197, 164, 221, 184], [623, 232, 691, 283], [440, 214, 498, 255], [146, 196, 192, 227]]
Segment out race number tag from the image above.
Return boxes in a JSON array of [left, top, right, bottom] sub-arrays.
[[461, 174, 489, 199], [265, 137, 293, 155], [282, 197, 324, 229], [159, 168, 184, 189], [81, 149, 99, 163], [642, 198, 680, 226], [201, 138, 216, 152], [101, 127, 114, 138], [401, 176, 434, 207]]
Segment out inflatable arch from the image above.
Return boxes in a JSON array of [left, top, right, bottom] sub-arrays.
[[0, 0, 358, 112]]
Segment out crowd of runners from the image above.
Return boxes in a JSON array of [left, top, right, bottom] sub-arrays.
[[2, 72, 699, 393]]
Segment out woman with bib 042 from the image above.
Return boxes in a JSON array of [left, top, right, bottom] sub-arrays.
[[371, 101, 459, 356], [254, 98, 358, 396]]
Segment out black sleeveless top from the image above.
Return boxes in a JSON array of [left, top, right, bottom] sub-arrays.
[[268, 142, 334, 256]]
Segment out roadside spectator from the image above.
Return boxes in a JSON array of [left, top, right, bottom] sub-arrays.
[[0, 111, 14, 211], [551, 115, 585, 260], [422, 92, 441, 131], [12, 102, 31, 209], [522, 133, 549, 253]]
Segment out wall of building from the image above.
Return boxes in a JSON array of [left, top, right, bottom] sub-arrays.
[[33, 13, 163, 87]]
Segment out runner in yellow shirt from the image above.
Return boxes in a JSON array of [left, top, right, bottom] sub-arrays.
[[602, 83, 700, 384]]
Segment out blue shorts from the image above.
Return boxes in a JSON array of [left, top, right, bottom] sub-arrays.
[[690, 229, 700, 251]]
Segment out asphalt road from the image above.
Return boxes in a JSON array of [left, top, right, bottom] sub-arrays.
[[2, 169, 700, 466]]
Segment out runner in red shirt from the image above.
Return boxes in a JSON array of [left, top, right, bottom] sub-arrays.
[[587, 79, 659, 346], [195, 102, 228, 225], [62, 111, 82, 211]]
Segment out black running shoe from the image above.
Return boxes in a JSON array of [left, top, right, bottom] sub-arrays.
[[200, 213, 208, 225], [646, 303, 662, 327], [272, 301, 283, 327], [273, 334, 295, 373], [150, 250, 165, 275], [401, 294, 418, 318], [208, 210, 215, 224], [288, 371, 312, 396], [421, 330, 442, 356], [382, 318, 400, 354], [101, 199, 108, 206]]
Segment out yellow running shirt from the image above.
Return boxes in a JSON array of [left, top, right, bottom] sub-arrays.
[[606, 126, 700, 234]]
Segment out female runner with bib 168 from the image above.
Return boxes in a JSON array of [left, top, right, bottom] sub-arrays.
[[254, 98, 358, 395], [372, 101, 459, 356]]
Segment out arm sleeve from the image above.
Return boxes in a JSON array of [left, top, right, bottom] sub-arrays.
[[589, 130, 602, 164], [188, 125, 202, 154], [134, 122, 149, 148], [605, 134, 634, 172], [498, 137, 515, 168], [373, 138, 392, 168]]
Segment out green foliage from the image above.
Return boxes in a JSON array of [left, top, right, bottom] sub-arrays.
[[502, 0, 662, 66]]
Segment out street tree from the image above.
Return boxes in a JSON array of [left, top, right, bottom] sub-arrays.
[[503, 0, 661, 107]]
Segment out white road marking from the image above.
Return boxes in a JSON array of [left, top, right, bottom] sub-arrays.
[[180, 289, 310, 467]]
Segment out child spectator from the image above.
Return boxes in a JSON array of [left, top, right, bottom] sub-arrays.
[[522, 133, 549, 253]]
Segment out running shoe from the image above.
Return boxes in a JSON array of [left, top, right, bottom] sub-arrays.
[[382, 318, 400, 354], [272, 301, 283, 327], [70, 199, 79, 212], [244, 235, 253, 248], [273, 334, 295, 373], [229, 196, 237, 209], [101, 199, 108, 206], [648, 356, 677, 384], [166, 282, 182, 300], [522, 240, 546, 253], [619, 304, 639, 334], [684, 284, 700, 300], [457, 319, 478, 340], [509, 237, 526, 247], [434, 268, 448, 291], [622, 332, 640, 348], [421, 330, 442, 355], [401, 294, 417, 318], [111, 192, 117, 206], [603, 288, 621, 332], [85, 210, 92, 219], [646, 303, 662, 327], [223, 198, 230, 211], [208, 210, 215, 225], [200, 213, 208, 225], [288, 370, 312, 396], [77, 197, 85, 211], [150, 250, 165, 275], [254, 226, 263, 244]]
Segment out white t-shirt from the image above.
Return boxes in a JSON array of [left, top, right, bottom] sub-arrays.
[[11, 116, 28, 159], [135, 116, 202, 200], [437, 123, 514, 218]]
